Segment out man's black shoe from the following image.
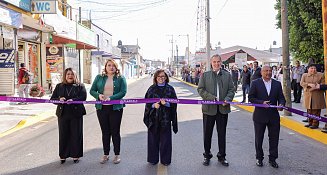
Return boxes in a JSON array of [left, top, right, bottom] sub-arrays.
[[203, 158, 210, 166], [269, 160, 279, 168], [256, 159, 263, 167], [218, 158, 229, 167], [304, 124, 311, 127], [309, 125, 319, 129]]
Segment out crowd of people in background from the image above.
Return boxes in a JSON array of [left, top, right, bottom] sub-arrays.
[[180, 60, 326, 133]]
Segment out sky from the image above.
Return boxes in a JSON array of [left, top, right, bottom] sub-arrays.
[[75, 0, 282, 62]]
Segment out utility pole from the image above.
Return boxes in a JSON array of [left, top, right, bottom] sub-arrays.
[[137, 38, 140, 78], [206, 0, 211, 71], [281, 0, 292, 116], [176, 45, 179, 77], [179, 34, 190, 68], [322, 0, 327, 114], [167, 35, 174, 72]]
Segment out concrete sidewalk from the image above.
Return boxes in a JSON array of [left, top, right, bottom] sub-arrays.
[[0, 75, 148, 137], [173, 77, 327, 144]]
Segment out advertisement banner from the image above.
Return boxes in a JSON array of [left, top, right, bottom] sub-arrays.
[[0, 6, 22, 28], [46, 45, 64, 91], [235, 53, 247, 67], [0, 50, 15, 68], [3, 0, 31, 12], [46, 45, 64, 76]]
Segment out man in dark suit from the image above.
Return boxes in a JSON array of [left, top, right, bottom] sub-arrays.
[[250, 61, 262, 82], [248, 65, 286, 168]]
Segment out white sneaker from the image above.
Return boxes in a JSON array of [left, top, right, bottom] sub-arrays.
[[113, 155, 121, 164]]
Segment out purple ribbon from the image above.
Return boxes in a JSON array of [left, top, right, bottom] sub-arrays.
[[0, 96, 326, 122]]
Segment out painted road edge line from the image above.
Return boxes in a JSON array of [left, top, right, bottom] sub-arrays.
[[172, 76, 327, 145], [0, 110, 56, 138]]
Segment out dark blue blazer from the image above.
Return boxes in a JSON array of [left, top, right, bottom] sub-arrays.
[[320, 84, 327, 91], [248, 78, 286, 124]]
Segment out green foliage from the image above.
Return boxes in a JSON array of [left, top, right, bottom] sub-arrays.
[[275, 0, 324, 64]]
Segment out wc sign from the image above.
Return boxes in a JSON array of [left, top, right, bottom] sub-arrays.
[[31, 0, 56, 14]]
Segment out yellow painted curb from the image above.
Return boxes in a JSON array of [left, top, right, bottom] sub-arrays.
[[174, 77, 327, 145], [0, 110, 55, 138]]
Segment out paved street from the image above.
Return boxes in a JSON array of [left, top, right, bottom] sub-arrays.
[[0, 76, 327, 175]]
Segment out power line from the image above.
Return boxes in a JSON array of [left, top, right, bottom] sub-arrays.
[[76, 0, 167, 8], [216, 0, 230, 16], [90, 0, 170, 20]]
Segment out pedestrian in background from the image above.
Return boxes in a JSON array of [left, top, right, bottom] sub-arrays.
[[90, 59, 127, 164], [250, 61, 262, 82], [248, 65, 285, 168], [143, 69, 178, 166], [231, 65, 239, 92], [18, 63, 32, 104], [50, 68, 87, 164], [240, 65, 251, 103], [277, 64, 283, 84], [291, 61, 305, 103], [300, 64, 325, 129], [308, 83, 327, 133], [272, 66, 278, 80], [197, 54, 235, 167]]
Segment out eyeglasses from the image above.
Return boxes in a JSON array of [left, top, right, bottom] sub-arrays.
[[157, 76, 166, 78]]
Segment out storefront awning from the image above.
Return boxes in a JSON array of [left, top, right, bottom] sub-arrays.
[[52, 35, 98, 49]]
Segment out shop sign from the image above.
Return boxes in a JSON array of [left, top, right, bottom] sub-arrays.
[[0, 50, 15, 68], [31, 0, 56, 14], [0, 6, 22, 28], [3, 0, 31, 12]]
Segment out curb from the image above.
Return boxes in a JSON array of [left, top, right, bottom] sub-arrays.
[[0, 75, 149, 138], [172, 77, 327, 145]]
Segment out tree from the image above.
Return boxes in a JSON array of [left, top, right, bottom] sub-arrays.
[[275, 0, 324, 64]]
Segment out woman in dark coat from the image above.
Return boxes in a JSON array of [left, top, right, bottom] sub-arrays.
[[50, 68, 87, 164], [143, 69, 178, 166]]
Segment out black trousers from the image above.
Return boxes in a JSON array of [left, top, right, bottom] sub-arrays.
[[291, 79, 302, 102], [147, 125, 172, 164], [97, 105, 123, 155], [58, 116, 83, 159], [203, 109, 228, 159], [253, 121, 280, 161], [233, 79, 238, 91]]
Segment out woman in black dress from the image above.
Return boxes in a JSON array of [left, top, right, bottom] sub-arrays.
[[143, 69, 178, 166], [51, 68, 87, 164]]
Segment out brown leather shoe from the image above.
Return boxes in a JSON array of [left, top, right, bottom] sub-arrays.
[[100, 155, 109, 164]]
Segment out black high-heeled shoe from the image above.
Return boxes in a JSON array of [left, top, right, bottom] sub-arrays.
[[60, 159, 66, 164]]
